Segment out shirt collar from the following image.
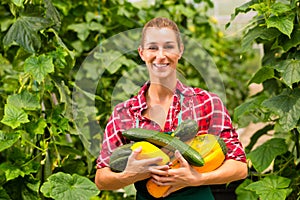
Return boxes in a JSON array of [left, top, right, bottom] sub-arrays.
[[130, 80, 195, 113]]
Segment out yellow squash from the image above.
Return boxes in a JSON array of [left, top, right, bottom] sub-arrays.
[[146, 134, 227, 198], [131, 141, 170, 166]]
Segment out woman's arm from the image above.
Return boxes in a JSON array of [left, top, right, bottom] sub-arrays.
[[195, 159, 248, 186], [149, 150, 248, 197], [95, 147, 169, 190]]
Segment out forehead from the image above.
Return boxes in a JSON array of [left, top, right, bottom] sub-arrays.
[[143, 27, 177, 44]]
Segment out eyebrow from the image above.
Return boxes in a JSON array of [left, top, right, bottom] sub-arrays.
[[145, 41, 176, 45]]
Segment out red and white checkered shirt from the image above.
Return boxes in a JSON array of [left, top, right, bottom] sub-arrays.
[[96, 80, 246, 169]]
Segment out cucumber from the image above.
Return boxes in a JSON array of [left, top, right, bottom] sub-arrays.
[[122, 128, 204, 167], [174, 119, 198, 142], [109, 143, 132, 172], [217, 137, 228, 155]]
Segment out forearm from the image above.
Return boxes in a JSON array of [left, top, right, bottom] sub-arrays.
[[95, 167, 137, 190], [195, 159, 248, 186]]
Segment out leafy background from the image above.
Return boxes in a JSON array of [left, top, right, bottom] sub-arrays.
[[0, 0, 299, 199]]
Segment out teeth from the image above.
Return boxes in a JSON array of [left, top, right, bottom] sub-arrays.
[[154, 63, 168, 67]]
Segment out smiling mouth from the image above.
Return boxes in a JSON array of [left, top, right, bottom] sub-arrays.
[[153, 63, 169, 68]]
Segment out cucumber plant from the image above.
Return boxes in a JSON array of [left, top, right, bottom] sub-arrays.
[[0, 0, 254, 199], [228, 0, 300, 199]]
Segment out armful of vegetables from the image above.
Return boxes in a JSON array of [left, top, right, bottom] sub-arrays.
[[109, 119, 227, 198]]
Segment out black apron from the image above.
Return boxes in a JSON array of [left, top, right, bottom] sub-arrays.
[[134, 94, 215, 199], [135, 179, 214, 200]]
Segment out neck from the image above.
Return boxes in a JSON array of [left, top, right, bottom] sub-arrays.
[[147, 80, 176, 102]]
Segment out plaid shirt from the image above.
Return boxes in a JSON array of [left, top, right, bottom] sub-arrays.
[[96, 80, 246, 169]]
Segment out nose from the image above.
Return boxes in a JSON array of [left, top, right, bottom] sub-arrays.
[[157, 48, 166, 58]]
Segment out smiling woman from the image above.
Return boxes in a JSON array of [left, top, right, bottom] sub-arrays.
[[138, 27, 182, 81], [95, 17, 248, 200]]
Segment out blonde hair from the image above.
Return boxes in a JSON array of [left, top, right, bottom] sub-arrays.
[[140, 17, 182, 49]]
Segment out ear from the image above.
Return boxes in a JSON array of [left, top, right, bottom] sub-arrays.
[[179, 43, 184, 59], [138, 46, 145, 61]]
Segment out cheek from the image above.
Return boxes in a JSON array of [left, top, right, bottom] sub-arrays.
[[169, 53, 181, 62], [143, 54, 155, 62]]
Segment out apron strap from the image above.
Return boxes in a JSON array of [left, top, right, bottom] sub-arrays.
[[178, 93, 184, 125], [135, 116, 139, 128]]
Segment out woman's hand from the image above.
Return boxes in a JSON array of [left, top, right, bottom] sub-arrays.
[[149, 150, 200, 197], [122, 146, 170, 183]]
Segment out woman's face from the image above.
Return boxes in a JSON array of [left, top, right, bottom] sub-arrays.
[[138, 27, 183, 79]]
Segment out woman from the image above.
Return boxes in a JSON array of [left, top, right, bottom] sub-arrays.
[[95, 17, 247, 199]]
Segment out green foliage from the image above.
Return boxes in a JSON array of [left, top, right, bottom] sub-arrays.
[[245, 175, 292, 200], [40, 172, 100, 200], [0, 0, 253, 199], [229, 0, 300, 199]]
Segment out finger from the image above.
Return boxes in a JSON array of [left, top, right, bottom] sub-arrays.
[[174, 150, 189, 167], [144, 156, 165, 165], [150, 175, 173, 186], [149, 164, 169, 171], [127, 146, 142, 161], [149, 165, 169, 176]]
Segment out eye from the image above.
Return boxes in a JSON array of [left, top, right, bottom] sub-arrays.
[[164, 45, 175, 49], [147, 46, 158, 50]]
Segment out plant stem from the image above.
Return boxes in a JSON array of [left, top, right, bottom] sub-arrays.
[[23, 138, 45, 152], [21, 151, 44, 167], [51, 135, 62, 167], [274, 157, 295, 175], [293, 128, 300, 158]]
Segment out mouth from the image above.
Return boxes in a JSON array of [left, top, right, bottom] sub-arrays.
[[153, 63, 170, 68]]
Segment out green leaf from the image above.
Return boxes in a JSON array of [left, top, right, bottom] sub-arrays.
[[245, 124, 274, 153], [270, 2, 292, 16], [262, 88, 300, 131], [94, 51, 136, 74], [20, 177, 41, 200], [48, 47, 68, 69], [0, 131, 20, 152], [7, 90, 40, 110], [123, 184, 137, 198], [242, 26, 280, 51], [247, 138, 288, 172], [25, 119, 47, 135], [1, 105, 29, 129], [24, 54, 54, 84], [236, 179, 259, 200], [250, 3, 269, 15], [0, 186, 11, 199], [11, 0, 25, 7], [249, 66, 274, 84], [67, 23, 90, 41], [245, 175, 292, 200], [40, 172, 99, 200], [3, 16, 52, 53], [273, 59, 300, 87], [278, 26, 300, 52], [44, 0, 61, 30], [233, 94, 267, 122], [0, 163, 25, 181], [227, 0, 259, 27], [266, 14, 295, 38]]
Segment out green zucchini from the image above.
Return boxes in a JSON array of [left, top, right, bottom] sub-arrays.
[[122, 128, 204, 167], [174, 119, 198, 142], [109, 143, 132, 172], [217, 137, 228, 155]]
